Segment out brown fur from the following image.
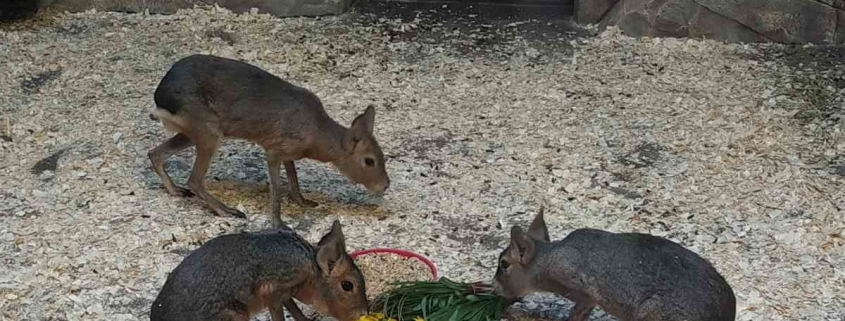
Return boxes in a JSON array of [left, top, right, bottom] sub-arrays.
[[150, 221, 369, 321], [147, 54, 390, 225]]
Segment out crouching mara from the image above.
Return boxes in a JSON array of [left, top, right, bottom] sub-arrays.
[[150, 221, 369, 321], [492, 208, 736, 321]]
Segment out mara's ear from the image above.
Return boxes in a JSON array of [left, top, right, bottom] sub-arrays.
[[316, 220, 347, 274], [527, 206, 550, 242], [349, 105, 375, 141], [509, 226, 536, 266]]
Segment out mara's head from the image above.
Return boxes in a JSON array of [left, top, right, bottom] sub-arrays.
[[334, 105, 390, 194], [493, 207, 551, 300], [312, 220, 369, 321]]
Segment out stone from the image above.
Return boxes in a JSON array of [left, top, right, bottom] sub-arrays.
[[607, 9, 648, 37], [688, 4, 766, 43], [695, 0, 839, 44], [583, 0, 845, 44], [574, 0, 620, 25], [654, 0, 702, 36]]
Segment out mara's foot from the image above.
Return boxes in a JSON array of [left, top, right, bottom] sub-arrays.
[[290, 194, 318, 208], [167, 186, 194, 197]]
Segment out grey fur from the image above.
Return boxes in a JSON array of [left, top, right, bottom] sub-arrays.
[[151, 221, 368, 321], [493, 212, 736, 321]]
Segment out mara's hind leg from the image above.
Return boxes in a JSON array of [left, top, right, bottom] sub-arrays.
[[186, 133, 247, 219], [149, 133, 195, 197]]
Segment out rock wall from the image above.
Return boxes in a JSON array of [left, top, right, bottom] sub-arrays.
[[6, 0, 843, 45], [576, 0, 845, 44]]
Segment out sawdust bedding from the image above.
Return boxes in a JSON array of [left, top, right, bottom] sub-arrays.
[[0, 5, 843, 321], [354, 252, 432, 300]]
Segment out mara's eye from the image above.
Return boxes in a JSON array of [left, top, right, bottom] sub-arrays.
[[341, 280, 354, 292], [500, 259, 510, 269], [363, 157, 375, 167]]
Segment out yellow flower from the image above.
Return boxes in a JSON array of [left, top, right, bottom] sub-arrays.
[[358, 313, 385, 321], [414, 316, 425, 321]]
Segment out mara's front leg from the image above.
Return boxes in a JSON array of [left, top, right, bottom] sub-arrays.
[[266, 153, 289, 227], [284, 160, 318, 208]]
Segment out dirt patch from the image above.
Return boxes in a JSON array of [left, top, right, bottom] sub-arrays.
[[607, 186, 642, 199], [30, 148, 67, 175], [406, 135, 452, 158], [747, 44, 845, 126], [617, 142, 662, 169], [291, 214, 317, 233], [349, 0, 591, 61], [21, 69, 62, 94], [205, 27, 238, 45], [0, 118, 11, 142]]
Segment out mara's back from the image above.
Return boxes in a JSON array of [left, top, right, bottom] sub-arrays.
[[153, 54, 331, 132], [562, 229, 735, 321], [150, 229, 315, 321]]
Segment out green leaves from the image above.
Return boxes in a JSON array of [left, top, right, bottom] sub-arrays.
[[371, 278, 508, 321]]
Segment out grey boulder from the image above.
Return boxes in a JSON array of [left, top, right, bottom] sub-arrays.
[[576, 0, 845, 44]]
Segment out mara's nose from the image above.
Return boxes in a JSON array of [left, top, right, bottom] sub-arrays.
[[369, 180, 389, 194], [492, 281, 503, 295], [351, 309, 369, 321]]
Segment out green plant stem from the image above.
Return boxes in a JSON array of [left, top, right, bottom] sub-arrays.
[[372, 278, 508, 321]]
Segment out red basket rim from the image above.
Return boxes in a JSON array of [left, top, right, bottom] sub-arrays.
[[349, 247, 438, 280]]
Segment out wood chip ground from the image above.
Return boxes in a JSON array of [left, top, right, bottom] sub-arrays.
[[0, 5, 843, 321], [354, 252, 432, 300]]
